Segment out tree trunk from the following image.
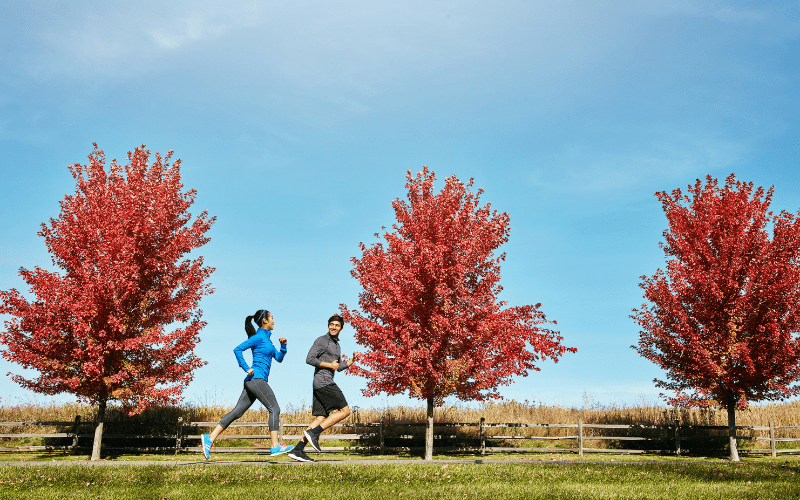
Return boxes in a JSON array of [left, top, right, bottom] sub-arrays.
[[425, 397, 434, 460], [90, 398, 107, 461], [727, 400, 739, 462]]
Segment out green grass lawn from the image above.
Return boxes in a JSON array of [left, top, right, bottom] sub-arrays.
[[0, 453, 798, 499]]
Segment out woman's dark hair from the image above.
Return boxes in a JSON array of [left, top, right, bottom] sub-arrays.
[[328, 314, 345, 327], [245, 309, 270, 338]]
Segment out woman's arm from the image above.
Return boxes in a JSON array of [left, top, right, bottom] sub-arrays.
[[233, 336, 259, 372], [274, 337, 287, 362]]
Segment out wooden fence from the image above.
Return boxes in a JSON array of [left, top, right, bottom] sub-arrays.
[[2, 417, 799, 457]]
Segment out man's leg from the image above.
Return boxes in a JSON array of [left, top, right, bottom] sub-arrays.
[[296, 408, 352, 457], [291, 391, 327, 455], [303, 407, 351, 452], [303, 384, 350, 452], [318, 405, 351, 429], [289, 415, 326, 461], [306, 416, 327, 433], [295, 415, 325, 446]]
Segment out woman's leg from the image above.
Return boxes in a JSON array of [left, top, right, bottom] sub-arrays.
[[209, 424, 225, 442], [247, 379, 282, 447], [214, 386, 257, 442]]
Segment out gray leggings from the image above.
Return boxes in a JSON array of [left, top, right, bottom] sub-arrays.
[[219, 378, 281, 431]]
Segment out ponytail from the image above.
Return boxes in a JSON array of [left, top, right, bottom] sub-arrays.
[[245, 309, 270, 338], [244, 316, 256, 338]]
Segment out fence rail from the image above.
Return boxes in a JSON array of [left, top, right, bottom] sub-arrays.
[[1, 417, 799, 457]]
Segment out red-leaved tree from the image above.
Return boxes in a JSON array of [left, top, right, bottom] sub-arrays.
[[632, 174, 800, 461], [340, 167, 576, 459], [0, 144, 215, 460]]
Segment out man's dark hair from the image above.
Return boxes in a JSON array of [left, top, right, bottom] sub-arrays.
[[328, 314, 345, 327]]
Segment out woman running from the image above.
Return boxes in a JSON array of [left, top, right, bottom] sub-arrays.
[[200, 309, 293, 459]]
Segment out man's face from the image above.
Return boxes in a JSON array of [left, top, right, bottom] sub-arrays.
[[328, 320, 342, 337]]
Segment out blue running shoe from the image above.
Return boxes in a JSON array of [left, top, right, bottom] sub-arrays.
[[201, 434, 213, 460], [270, 443, 294, 456]]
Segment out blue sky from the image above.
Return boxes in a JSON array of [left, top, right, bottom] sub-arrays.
[[1, 1, 798, 411]]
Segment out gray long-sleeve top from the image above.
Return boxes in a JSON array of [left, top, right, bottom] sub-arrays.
[[306, 333, 349, 389]]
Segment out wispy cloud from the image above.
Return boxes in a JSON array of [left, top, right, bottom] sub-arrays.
[[527, 130, 745, 195], [317, 206, 348, 228], [3, 1, 268, 79], [149, 12, 228, 50], [713, 6, 768, 24]]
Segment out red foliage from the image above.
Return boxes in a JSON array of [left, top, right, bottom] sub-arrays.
[[0, 144, 215, 414], [340, 167, 576, 405], [632, 174, 800, 409]]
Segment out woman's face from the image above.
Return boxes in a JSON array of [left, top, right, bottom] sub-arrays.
[[262, 313, 275, 330]]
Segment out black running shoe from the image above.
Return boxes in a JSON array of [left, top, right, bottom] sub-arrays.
[[289, 449, 315, 462], [304, 428, 322, 452]]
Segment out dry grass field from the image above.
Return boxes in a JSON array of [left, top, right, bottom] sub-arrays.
[[2, 399, 799, 454], [2, 401, 800, 500], [3, 398, 800, 427]]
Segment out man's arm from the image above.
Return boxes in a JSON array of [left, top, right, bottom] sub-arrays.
[[338, 352, 361, 371], [305, 336, 327, 367]]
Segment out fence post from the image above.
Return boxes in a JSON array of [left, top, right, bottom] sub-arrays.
[[674, 419, 681, 457], [578, 419, 583, 457], [71, 415, 81, 454], [769, 421, 776, 458], [279, 417, 284, 444], [480, 417, 485, 456], [379, 417, 385, 455], [175, 417, 183, 456]]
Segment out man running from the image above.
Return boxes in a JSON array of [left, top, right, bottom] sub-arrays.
[[289, 314, 360, 462]]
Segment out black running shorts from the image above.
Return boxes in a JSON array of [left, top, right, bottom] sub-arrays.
[[312, 383, 348, 417]]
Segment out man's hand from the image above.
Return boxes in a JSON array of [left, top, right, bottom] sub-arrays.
[[279, 337, 287, 344], [347, 352, 362, 367]]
